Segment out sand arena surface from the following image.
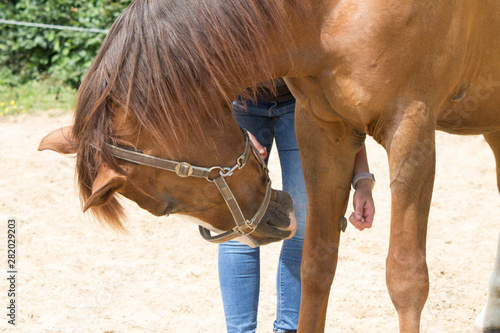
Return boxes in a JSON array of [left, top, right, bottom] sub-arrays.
[[0, 111, 498, 332]]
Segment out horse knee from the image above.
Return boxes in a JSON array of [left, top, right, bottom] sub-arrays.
[[386, 250, 429, 312], [301, 245, 338, 295]]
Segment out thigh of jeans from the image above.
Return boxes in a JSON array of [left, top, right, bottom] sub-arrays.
[[276, 150, 307, 238], [273, 110, 307, 236], [272, 103, 298, 151]]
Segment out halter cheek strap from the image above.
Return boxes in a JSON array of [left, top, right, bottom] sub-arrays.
[[94, 130, 272, 243], [198, 141, 271, 243]]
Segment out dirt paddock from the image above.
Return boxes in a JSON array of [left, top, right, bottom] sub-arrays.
[[1, 111, 499, 332]]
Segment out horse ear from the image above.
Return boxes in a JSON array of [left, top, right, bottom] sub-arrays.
[[38, 126, 77, 154], [83, 166, 127, 212]]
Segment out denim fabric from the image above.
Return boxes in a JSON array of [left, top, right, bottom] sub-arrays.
[[218, 99, 307, 333]]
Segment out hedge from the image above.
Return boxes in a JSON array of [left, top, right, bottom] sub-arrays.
[[0, 0, 132, 88]]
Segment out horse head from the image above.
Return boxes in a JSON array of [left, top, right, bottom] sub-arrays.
[[39, 112, 296, 247]]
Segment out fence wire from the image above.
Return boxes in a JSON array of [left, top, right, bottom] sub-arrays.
[[0, 19, 108, 34]]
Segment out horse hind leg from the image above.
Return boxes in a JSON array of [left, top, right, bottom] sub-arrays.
[[474, 231, 500, 333], [474, 132, 500, 332]]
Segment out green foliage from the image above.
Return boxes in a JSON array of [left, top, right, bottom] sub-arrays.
[[0, 74, 76, 116], [0, 0, 132, 89]]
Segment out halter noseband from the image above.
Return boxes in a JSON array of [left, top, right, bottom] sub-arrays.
[[96, 131, 272, 243]]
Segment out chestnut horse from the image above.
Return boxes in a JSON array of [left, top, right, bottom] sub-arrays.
[[39, 0, 500, 332]]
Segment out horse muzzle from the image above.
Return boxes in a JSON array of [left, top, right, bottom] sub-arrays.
[[236, 189, 297, 247]]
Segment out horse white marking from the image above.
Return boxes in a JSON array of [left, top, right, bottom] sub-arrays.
[[475, 232, 500, 332]]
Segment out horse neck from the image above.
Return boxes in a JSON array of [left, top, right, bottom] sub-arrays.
[[265, 2, 326, 79], [179, 0, 323, 91]]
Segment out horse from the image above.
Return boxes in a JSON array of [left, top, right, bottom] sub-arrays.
[[38, 0, 500, 332]]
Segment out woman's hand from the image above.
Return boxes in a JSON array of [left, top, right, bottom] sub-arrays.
[[349, 178, 375, 231], [247, 131, 267, 160]]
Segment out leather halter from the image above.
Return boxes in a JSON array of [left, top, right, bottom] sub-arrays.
[[97, 131, 272, 243]]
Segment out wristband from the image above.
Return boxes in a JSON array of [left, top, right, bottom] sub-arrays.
[[352, 172, 375, 189]]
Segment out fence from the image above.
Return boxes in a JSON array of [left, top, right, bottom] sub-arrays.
[[0, 19, 108, 34]]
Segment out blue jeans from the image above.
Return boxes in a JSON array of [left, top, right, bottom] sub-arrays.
[[218, 99, 307, 333]]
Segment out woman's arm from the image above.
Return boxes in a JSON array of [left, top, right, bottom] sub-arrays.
[[349, 145, 376, 231]]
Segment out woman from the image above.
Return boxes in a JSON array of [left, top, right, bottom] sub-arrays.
[[218, 79, 375, 333]]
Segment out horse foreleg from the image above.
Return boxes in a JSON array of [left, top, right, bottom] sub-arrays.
[[474, 132, 500, 332], [385, 101, 436, 333], [295, 108, 360, 332]]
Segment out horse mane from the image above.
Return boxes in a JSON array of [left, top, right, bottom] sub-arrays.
[[71, 0, 306, 228]]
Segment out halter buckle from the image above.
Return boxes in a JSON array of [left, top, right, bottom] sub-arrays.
[[175, 162, 194, 177], [236, 219, 257, 234]]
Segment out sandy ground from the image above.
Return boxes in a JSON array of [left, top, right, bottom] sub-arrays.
[[0, 111, 499, 333]]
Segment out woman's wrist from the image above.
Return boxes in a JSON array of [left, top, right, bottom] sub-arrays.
[[352, 172, 375, 189]]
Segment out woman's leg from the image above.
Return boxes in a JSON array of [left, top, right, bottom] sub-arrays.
[[218, 240, 261, 333], [218, 100, 275, 333], [271, 102, 307, 332]]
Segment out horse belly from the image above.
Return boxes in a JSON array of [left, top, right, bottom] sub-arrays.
[[437, 74, 500, 135]]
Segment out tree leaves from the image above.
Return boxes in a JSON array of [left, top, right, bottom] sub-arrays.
[[0, 0, 132, 88]]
